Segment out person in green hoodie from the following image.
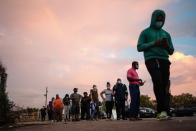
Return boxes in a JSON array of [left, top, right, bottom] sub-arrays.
[[137, 9, 174, 120]]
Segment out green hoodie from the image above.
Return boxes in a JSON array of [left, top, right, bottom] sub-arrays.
[[137, 10, 174, 61]]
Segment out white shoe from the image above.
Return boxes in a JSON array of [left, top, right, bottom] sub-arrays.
[[157, 111, 169, 121]]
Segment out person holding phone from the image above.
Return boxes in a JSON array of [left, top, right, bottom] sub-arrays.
[[137, 10, 174, 120]]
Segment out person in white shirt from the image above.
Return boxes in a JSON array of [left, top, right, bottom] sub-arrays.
[[100, 82, 114, 119]]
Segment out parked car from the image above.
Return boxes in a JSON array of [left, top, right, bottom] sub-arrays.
[[139, 107, 156, 118], [190, 107, 196, 113], [170, 107, 194, 117], [125, 107, 156, 118]]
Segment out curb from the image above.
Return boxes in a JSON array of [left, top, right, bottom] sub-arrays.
[[0, 122, 50, 129]]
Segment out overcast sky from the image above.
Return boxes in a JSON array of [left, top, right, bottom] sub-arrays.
[[0, 0, 196, 108]]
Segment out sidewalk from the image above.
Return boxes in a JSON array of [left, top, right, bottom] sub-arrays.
[[0, 121, 51, 129], [1, 117, 196, 130]]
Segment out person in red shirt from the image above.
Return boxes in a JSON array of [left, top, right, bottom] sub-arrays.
[[127, 61, 145, 120]]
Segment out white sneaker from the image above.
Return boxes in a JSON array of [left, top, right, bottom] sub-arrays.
[[157, 111, 169, 121]]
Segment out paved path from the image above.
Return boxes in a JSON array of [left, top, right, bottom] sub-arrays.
[[4, 117, 196, 131]]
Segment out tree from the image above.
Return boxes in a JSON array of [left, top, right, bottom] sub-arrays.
[[171, 93, 196, 108], [140, 95, 154, 109], [0, 62, 14, 125]]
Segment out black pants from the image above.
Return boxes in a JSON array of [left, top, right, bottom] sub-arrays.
[[105, 101, 114, 119], [48, 109, 54, 120], [166, 80, 171, 115], [145, 59, 171, 113], [81, 105, 90, 120], [115, 100, 125, 119], [71, 104, 80, 120], [41, 114, 46, 121], [129, 84, 140, 118], [55, 109, 63, 122]]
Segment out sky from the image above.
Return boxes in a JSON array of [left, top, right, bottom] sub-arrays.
[[0, 0, 196, 108]]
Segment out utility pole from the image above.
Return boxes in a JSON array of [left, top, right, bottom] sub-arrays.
[[44, 87, 48, 107]]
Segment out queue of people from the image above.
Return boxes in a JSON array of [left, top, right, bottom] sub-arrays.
[[40, 61, 145, 122], [40, 9, 174, 122]]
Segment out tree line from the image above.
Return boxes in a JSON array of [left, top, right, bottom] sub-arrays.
[[140, 93, 196, 109]]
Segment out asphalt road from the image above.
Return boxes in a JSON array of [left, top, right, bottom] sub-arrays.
[[4, 117, 196, 131]]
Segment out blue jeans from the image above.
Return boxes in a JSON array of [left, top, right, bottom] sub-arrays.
[[129, 84, 140, 118]]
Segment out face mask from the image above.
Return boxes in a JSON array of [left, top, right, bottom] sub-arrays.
[[117, 81, 121, 84], [155, 21, 163, 28]]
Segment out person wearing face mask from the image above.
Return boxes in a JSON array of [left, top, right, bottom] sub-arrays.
[[127, 61, 145, 121], [113, 78, 128, 120], [137, 10, 174, 120], [100, 82, 114, 119]]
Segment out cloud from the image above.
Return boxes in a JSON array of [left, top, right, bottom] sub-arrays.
[[169, 52, 196, 95]]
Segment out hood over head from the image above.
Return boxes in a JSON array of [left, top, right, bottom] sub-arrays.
[[150, 9, 166, 29]]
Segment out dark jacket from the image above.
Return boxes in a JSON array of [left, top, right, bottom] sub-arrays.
[[113, 83, 128, 101], [63, 96, 70, 106], [81, 96, 91, 108]]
